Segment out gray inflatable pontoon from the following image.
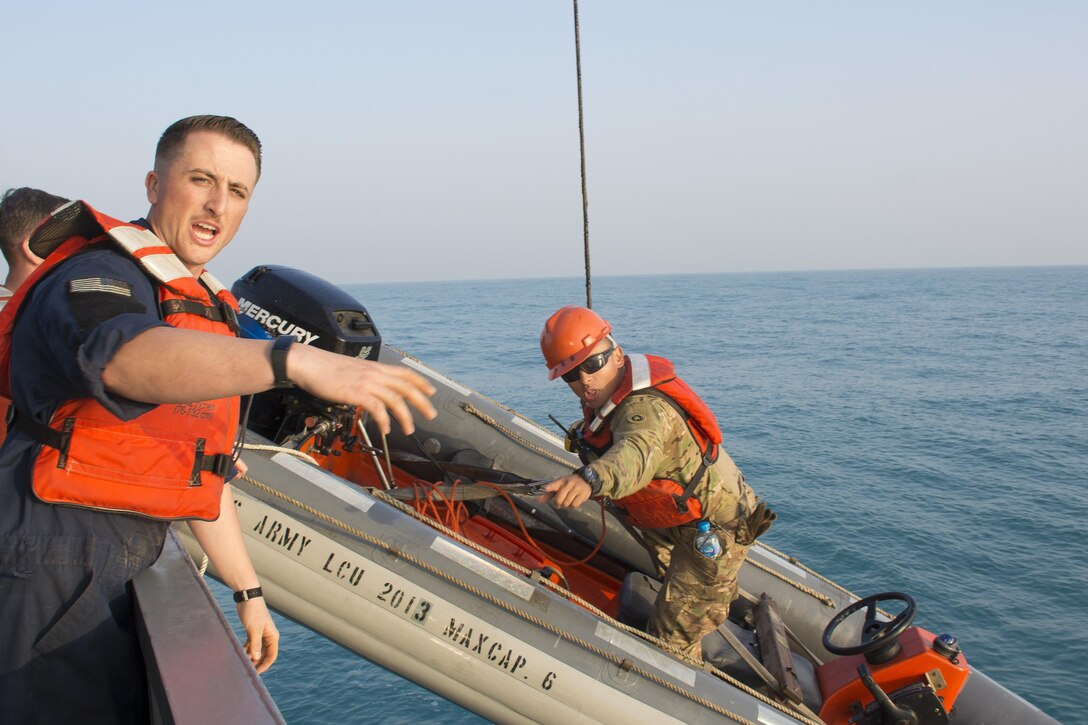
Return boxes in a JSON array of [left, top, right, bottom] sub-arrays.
[[176, 266, 1059, 725]]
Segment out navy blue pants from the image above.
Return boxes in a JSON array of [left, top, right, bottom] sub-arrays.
[[0, 529, 165, 724]]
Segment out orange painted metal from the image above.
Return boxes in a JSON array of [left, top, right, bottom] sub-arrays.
[[817, 627, 971, 724]]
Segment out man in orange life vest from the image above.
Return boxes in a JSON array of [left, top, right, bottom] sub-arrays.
[[539, 305, 774, 662], [0, 188, 70, 440], [0, 116, 437, 723]]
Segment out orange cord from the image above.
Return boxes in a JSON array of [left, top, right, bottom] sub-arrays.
[[407, 479, 470, 533], [476, 482, 609, 567], [316, 431, 610, 575], [398, 478, 609, 569]]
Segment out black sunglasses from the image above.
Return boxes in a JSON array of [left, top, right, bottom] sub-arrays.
[[561, 344, 616, 382]]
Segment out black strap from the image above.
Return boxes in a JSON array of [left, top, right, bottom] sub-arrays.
[[189, 438, 232, 485], [674, 443, 717, 515], [11, 409, 231, 482], [160, 298, 228, 323], [9, 409, 76, 468], [217, 298, 241, 334], [270, 335, 294, 388], [200, 453, 233, 477], [233, 586, 263, 603], [159, 296, 241, 335]]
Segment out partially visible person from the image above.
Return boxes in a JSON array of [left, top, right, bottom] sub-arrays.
[[538, 305, 774, 663], [0, 187, 70, 437], [0, 187, 70, 307], [0, 115, 437, 723]]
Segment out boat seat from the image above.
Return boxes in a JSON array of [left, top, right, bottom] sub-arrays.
[[617, 571, 661, 629], [753, 593, 807, 705]]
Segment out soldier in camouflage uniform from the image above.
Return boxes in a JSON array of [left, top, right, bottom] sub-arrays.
[[539, 305, 771, 662]]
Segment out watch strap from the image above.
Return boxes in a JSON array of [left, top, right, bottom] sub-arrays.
[[233, 586, 264, 603], [270, 335, 294, 388]]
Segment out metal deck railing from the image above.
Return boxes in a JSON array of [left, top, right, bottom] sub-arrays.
[[133, 529, 285, 725]]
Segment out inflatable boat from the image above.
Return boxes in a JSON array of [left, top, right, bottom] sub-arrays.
[[176, 266, 1060, 725]]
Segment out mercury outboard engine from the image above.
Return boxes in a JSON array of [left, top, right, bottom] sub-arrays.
[[231, 265, 382, 446]]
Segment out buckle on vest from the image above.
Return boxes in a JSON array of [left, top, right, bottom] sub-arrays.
[[219, 300, 241, 334], [160, 298, 239, 334], [201, 453, 233, 478], [9, 409, 75, 469], [56, 418, 75, 468], [191, 438, 232, 485]]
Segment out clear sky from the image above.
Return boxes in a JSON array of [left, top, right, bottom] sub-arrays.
[[3, 1, 1085, 285]]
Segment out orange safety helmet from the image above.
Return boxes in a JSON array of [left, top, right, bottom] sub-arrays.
[[541, 305, 612, 380]]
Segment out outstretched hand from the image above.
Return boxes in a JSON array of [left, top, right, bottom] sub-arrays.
[[288, 344, 437, 434]]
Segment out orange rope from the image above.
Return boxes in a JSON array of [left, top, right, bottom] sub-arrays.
[[407, 479, 471, 533], [476, 482, 610, 567], [387, 474, 610, 572]]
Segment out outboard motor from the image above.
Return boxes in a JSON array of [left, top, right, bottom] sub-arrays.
[[231, 265, 382, 445]]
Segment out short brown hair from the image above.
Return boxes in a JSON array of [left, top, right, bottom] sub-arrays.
[[155, 115, 263, 180], [0, 187, 70, 265]]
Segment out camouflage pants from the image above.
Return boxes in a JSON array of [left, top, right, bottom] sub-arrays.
[[644, 523, 750, 661]]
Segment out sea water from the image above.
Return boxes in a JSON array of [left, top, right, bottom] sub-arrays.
[[211, 266, 1086, 724]]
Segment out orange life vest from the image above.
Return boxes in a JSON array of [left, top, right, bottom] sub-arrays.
[[581, 354, 723, 529], [0, 201, 241, 521]]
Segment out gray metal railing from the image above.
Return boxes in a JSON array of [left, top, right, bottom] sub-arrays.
[[133, 528, 285, 725]]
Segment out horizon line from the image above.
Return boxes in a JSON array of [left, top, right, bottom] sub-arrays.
[[335, 262, 1087, 288]]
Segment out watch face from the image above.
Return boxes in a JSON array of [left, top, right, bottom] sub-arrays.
[[579, 466, 601, 494]]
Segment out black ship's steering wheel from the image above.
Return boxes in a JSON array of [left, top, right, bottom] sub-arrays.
[[822, 592, 917, 662]]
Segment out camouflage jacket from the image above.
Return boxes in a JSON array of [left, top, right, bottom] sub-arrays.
[[584, 393, 756, 528]]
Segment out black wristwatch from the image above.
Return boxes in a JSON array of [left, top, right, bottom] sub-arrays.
[[270, 335, 294, 388], [576, 465, 603, 496], [233, 586, 264, 603]]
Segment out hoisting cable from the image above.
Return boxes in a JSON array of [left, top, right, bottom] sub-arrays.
[[572, 0, 592, 309]]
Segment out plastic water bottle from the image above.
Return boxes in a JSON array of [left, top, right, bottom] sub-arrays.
[[695, 520, 722, 560]]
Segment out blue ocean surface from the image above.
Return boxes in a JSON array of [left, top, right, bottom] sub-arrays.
[[212, 266, 1087, 724]]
